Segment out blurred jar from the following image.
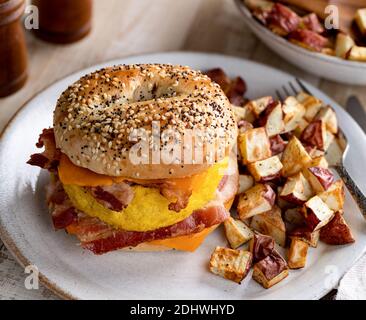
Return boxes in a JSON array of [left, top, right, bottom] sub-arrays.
[[0, 0, 28, 97], [32, 0, 92, 44]]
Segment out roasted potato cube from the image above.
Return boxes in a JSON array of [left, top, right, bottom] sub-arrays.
[[252, 251, 289, 289], [282, 96, 306, 133], [249, 232, 275, 262], [238, 120, 254, 135], [319, 212, 355, 245], [309, 156, 328, 168], [209, 247, 253, 283], [301, 13, 324, 34], [288, 238, 309, 269], [315, 106, 338, 134], [245, 96, 273, 117], [234, 105, 256, 124], [303, 166, 334, 193], [281, 136, 312, 177], [247, 156, 283, 182], [301, 120, 327, 151], [325, 137, 343, 166], [296, 93, 323, 122], [318, 180, 345, 212], [224, 217, 254, 249], [347, 46, 366, 62], [280, 172, 314, 205], [293, 117, 309, 138], [302, 196, 334, 231], [355, 8, 366, 36], [283, 207, 305, 226], [335, 33, 355, 59], [288, 29, 329, 52], [238, 174, 255, 194], [250, 205, 286, 247], [267, 3, 300, 36], [289, 226, 320, 248], [237, 184, 276, 220], [258, 101, 285, 137], [238, 128, 272, 164], [269, 134, 287, 156]]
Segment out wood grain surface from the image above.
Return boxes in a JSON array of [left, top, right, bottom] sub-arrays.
[[0, 0, 365, 300]]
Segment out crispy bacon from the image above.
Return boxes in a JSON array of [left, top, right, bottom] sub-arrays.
[[46, 179, 77, 229], [89, 182, 134, 211], [158, 182, 192, 212], [70, 205, 230, 255], [27, 128, 61, 172]]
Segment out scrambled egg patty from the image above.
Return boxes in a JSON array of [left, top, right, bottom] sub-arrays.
[[63, 159, 228, 232]]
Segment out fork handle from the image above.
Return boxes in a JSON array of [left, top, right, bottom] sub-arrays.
[[335, 165, 366, 220]]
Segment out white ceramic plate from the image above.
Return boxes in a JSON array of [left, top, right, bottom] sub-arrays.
[[1, 52, 366, 300], [234, 0, 366, 85]]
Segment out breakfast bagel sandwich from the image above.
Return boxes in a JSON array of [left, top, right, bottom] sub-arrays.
[[28, 64, 239, 254]]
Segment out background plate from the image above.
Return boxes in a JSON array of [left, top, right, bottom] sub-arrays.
[[0, 52, 366, 300], [234, 0, 366, 85]]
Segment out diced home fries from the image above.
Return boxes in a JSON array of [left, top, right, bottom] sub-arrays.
[[203, 72, 355, 291]]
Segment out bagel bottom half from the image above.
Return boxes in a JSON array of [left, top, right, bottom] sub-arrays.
[[121, 197, 235, 252]]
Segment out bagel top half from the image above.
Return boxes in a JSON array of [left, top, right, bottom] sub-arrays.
[[53, 64, 237, 179]]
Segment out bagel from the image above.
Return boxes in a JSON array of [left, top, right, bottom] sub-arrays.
[[53, 64, 237, 179], [29, 63, 239, 255]]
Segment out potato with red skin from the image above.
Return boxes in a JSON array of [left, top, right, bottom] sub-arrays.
[[318, 180, 345, 212], [249, 232, 275, 263], [269, 134, 286, 156], [288, 225, 320, 248], [250, 205, 286, 247], [302, 196, 334, 231], [280, 172, 314, 205], [238, 128, 272, 164], [281, 136, 312, 177], [247, 156, 283, 182], [258, 101, 285, 137], [301, 120, 327, 151], [245, 96, 274, 118], [237, 184, 276, 220], [320, 212, 355, 245], [252, 250, 289, 289], [267, 3, 300, 36], [288, 29, 329, 52], [304, 166, 334, 193], [301, 13, 324, 34]]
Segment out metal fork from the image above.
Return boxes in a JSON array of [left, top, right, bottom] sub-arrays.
[[276, 78, 366, 220]]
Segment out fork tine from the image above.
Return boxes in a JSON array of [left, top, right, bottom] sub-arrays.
[[276, 90, 283, 101], [295, 78, 311, 94], [289, 81, 298, 95], [282, 85, 290, 97]]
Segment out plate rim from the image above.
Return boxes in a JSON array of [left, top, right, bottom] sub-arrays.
[[0, 50, 364, 300], [233, 0, 366, 69]]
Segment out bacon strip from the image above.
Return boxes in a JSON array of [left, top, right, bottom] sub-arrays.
[[27, 128, 61, 172], [89, 182, 134, 211], [46, 178, 77, 230], [69, 205, 229, 255]]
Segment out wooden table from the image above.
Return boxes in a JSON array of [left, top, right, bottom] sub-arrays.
[[0, 0, 365, 300]]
